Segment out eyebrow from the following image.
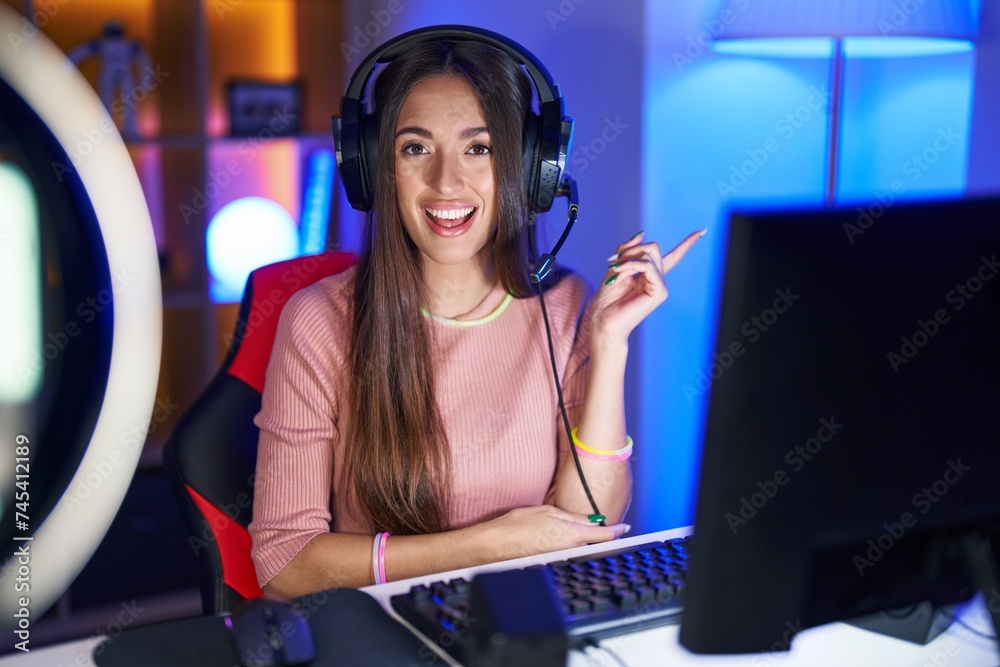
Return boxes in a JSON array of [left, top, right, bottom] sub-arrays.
[[394, 126, 490, 140]]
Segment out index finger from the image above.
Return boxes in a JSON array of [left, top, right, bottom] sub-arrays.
[[662, 229, 706, 273]]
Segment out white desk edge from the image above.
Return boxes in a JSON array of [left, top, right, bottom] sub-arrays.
[[1, 527, 998, 667]]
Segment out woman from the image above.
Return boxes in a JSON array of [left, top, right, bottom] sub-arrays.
[[249, 37, 701, 598]]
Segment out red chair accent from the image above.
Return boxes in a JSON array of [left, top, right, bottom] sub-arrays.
[[164, 251, 356, 614]]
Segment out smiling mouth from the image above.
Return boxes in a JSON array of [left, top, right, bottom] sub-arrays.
[[424, 207, 477, 228]]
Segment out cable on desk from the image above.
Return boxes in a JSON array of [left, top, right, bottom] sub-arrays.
[[948, 612, 998, 641], [578, 646, 603, 667], [579, 645, 619, 667], [583, 638, 630, 667]]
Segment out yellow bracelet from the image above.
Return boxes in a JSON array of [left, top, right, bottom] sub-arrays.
[[571, 427, 633, 456]]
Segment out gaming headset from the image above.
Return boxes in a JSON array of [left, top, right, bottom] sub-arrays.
[[333, 24, 573, 215], [331, 26, 603, 523]]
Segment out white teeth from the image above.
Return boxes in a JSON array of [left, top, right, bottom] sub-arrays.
[[425, 207, 474, 221]]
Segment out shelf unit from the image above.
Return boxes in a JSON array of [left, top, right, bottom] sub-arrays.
[[4, 0, 348, 647]]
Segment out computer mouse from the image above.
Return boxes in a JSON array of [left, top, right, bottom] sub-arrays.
[[226, 597, 316, 667]]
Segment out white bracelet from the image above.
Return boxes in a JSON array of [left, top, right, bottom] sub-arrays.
[[372, 532, 384, 585]]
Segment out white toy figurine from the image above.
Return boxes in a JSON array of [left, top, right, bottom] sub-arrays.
[[69, 21, 152, 138]]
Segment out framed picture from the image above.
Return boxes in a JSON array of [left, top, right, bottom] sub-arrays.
[[226, 80, 302, 136]]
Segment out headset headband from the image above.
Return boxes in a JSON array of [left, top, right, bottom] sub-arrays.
[[342, 25, 560, 108]]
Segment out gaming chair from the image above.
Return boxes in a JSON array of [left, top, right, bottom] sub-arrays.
[[163, 251, 355, 614]]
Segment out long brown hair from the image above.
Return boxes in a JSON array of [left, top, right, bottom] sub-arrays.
[[343, 40, 536, 535]]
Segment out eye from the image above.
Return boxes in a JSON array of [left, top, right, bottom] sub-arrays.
[[468, 143, 492, 156], [400, 143, 427, 155]]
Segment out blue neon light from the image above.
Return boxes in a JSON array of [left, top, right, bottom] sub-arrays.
[[845, 37, 974, 58], [300, 149, 334, 255], [714, 37, 974, 59], [713, 37, 834, 59]]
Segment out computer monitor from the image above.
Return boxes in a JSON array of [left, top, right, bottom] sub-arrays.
[[679, 197, 1000, 654]]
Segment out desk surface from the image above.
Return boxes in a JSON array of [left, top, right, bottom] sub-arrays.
[[2, 527, 998, 667]]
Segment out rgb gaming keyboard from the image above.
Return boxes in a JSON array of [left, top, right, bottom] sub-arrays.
[[389, 536, 692, 663]]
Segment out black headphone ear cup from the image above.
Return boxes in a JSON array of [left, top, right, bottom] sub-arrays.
[[522, 112, 541, 212], [360, 113, 380, 211], [532, 99, 569, 213]]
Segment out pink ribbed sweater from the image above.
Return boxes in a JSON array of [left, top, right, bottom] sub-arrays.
[[249, 265, 593, 587]]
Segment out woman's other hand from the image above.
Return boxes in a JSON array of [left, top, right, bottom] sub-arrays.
[[469, 506, 630, 563], [591, 229, 705, 345]]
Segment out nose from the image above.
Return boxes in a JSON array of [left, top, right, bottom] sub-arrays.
[[428, 150, 464, 195]]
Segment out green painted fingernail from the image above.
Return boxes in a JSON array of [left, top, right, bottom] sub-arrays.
[[588, 514, 606, 524], [604, 274, 618, 285], [630, 230, 644, 240], [609, 262, 621, 269]]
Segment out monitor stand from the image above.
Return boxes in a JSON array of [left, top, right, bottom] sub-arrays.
[[847, 532, 1000, 647], [846, 602, 957, 644]]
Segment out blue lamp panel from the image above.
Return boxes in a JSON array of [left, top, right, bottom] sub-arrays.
[[836, 50, 976, 203], [715, 38, 974, 60]]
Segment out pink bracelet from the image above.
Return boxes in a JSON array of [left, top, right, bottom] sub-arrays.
[[575, 445, 633, 462], [378, 532, 390, 584]]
